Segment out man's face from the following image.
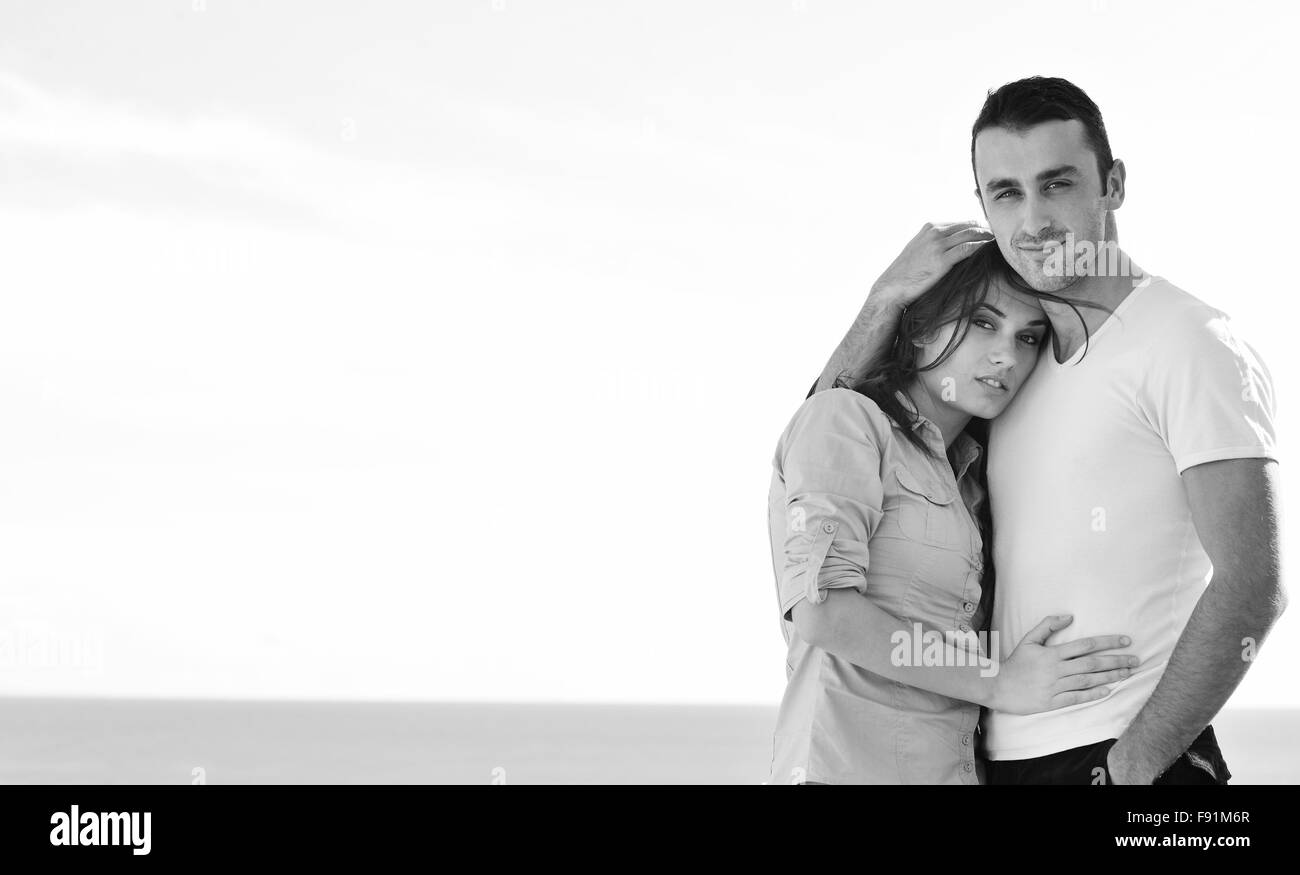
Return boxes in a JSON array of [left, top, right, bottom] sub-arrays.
[[974, 119, 1112, 293]]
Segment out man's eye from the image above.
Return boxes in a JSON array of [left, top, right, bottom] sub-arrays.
[[995, 190, 1020, 200], [1046, 181, 1071, 190]]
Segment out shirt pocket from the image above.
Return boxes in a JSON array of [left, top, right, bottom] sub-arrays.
[[891, 467, 957, 547]]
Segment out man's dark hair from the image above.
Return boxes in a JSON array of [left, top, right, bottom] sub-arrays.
[[970, 76, 1114, 195]]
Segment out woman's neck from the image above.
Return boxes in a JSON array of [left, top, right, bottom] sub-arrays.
[[902, 380, 971, 451]]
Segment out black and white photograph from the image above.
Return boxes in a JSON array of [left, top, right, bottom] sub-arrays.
[[1, 0, 1297, 857]]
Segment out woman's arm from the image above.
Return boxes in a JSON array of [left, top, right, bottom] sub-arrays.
[[775, 388, 1137, 715], [794, 590, 1138, 715], [792, 590, 997, 705]]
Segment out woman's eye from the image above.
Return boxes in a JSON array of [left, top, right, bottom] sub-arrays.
[[974, 319, 995, 330], [1020, 334, 1041, 346]]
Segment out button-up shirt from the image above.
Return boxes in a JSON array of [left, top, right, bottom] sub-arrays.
[[767, 387, 989, 784]]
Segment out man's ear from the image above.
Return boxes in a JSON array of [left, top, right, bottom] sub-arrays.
[[974, 187, 986, 218], [1104, 159, 1126, 210]]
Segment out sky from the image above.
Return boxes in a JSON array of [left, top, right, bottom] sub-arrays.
[[0, 0, 1297, 706]]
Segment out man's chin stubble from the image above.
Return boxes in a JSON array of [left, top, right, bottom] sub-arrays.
[[1016, 264, 1077, 295]]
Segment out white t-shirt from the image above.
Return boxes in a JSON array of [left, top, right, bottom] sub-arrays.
[[984, 274, 1278, 760]]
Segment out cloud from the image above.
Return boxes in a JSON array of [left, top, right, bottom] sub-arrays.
[[0, 71, 637, 246], [0, 71, 325, 165], [0, 70, 352, 228]]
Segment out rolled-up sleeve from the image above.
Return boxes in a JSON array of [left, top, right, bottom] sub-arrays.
[[776, 389, 886, 621]]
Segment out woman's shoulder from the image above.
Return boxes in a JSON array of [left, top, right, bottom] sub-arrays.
[[800, 386, 888, 416], [787, 387, 893, 444]]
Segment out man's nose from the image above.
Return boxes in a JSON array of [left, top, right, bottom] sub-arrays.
[[1020, 193, 1054, 240]]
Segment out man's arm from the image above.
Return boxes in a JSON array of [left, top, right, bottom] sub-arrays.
[[810, 222, 993, 396], [812, 291, 906, 395], [1106, 458, 1286, 783]]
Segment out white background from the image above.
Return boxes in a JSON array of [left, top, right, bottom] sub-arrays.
[[0, 0, 1296, 706]]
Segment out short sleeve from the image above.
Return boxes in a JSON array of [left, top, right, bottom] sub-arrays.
[[775, 389, 887, 622], [1139, 313, 1278, 474]]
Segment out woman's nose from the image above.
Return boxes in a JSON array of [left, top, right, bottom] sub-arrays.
[[989, 342, 1014, 367]]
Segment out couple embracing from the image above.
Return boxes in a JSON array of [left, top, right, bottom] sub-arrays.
[[767, 76, 1284, 785]]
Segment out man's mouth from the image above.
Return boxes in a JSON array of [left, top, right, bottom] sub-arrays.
[[1016, 240, 1065, 259]]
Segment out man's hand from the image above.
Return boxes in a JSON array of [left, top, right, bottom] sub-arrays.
[[1106, 741, 1160, 785], [1101, 458, 1285, 785], [812, 221, 994, 394], [870, 221, 995, 308]]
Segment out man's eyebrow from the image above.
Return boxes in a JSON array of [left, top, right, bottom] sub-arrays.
[[982, 164, 1082, 194], [1037, 164, 1081, 181], [983, 177, 1018, 194], [974, 303, 1047, 326]]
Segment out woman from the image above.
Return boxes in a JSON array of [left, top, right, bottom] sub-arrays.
[[767, 240, 1135, 785]]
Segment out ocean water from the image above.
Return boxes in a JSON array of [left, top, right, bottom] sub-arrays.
[[0, 698, 1295, 784]]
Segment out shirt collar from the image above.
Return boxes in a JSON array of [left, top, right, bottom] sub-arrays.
[[892, 389, 984, 479]]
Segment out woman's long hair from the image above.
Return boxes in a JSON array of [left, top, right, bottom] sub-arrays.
[[834, 242, 1108, 457]]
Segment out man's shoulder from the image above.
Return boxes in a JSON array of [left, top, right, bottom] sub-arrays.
[[1134, 275, 1231, 332], [1126, 276, 1273, 400], [1124, 274, 1252, 354]]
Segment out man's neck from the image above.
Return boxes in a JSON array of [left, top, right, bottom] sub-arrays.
[[1041, 256, 1143, 363]]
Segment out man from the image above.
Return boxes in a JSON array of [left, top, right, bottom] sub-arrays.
[[809, 76, 1285, 784]]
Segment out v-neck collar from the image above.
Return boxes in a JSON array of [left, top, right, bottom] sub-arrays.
[[1055, 274, 1155, 366]]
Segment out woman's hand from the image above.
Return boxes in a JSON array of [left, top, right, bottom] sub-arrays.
[[869, 221, 995, 310], [990, 614, 1139, 715]]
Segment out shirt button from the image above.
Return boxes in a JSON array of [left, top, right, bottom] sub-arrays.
[[822, 522, 836, 534], [958, 623, 971, 633], [961, 734, 971, 746], [962, 601, 975, 613], [963, 762, 973, 773]]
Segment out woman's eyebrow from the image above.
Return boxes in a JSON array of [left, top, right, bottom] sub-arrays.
[[976, 303, 1047, 326]]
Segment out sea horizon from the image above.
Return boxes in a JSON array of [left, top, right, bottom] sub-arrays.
[[0, 697, 1294, 784]]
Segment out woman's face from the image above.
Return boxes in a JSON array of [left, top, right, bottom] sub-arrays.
[[913, 280, 1048, 420]]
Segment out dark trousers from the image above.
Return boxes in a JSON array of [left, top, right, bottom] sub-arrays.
[[985, 724, 1231, 785]]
